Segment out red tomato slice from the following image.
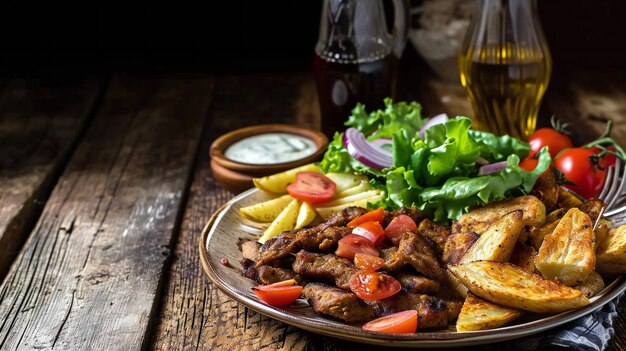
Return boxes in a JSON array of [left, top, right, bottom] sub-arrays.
[[336, 234, 379, 260], [347, 208, 385, 228], [253, 280, 303, 307], [354, 253, 384, 271], [352, 221, 385, 244], [286, 172, 336, 204], [362, 310, 418, 334], [349, 270, 401, 300], [384, 215, 417, 245]]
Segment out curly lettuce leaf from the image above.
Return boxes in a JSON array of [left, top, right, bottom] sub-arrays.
[[345, 98, 426, 140], [319, 132, 383, 177], [425, 117, 480, 176], [470, 130, 531, 162]]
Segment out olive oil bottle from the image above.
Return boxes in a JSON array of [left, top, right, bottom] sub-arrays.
[[459, 0, 551, 139]]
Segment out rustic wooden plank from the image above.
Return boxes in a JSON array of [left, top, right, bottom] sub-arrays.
[[0, 76, 103, 279], [151, 73, 319, 351], [0, 75, 212, 350]]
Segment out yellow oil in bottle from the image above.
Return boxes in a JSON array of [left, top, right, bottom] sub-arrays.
[[459, 44, 552, 139]]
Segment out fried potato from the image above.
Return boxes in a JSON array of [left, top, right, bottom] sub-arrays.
[[448, 261, 590, 313], [442, 232, 480, 265], [460, 210, 524, 264], [315, 193, 384, 219], [557, 187, 583, 208], [446, 270, 469, 299], [253, 163, 320, 194], [295, 201, 317, 229], [333, 181, 372, 198], [456, 294, 522, 332], [578, 199, 605, 224], [257, 199, 300, 244], [240, 194, 294, 222], [454, 196, 546, 235], [314, 189, 381, 209], [573, 271, 605, 298], [530, 171, 559, 212], [596, 224, 626, 274], [529, 220, 558, 251], [325, 172, 369, 192], [510, 243, 538, 274], [535, 208, 595, 286]]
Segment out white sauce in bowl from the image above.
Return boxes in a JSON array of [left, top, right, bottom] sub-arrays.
[[224, 133, 317, 165]]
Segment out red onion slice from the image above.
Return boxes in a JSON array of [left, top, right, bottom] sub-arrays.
[[370, 138, 393, 156], [419, 113, 449, 139], [478, 161, 508, 176], [343, 128, 393, 170]]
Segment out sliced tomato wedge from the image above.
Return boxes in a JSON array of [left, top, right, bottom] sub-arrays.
[[352, 221, 385, 244], [347, 208, 385, 228], [384, 214, 417, 245], [362, 310, 418, 334], [354, 253, 384, 271], [336, 234, 379, 260], [286, 172, 336, 204], [252, 279, 303, 307], [349, 270, 401, 300]]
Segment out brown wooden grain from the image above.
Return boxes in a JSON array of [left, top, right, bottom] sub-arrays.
[[0, 76, 102, 279], [151, 73, 319, 351], [0, 75, 212, 350]]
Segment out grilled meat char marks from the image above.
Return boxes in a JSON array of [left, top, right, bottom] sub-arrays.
[[240, 258, 300, 285], [293, 250, 357, 290], [302, 283, 375, 323], [395, 269, 440, 294], [381, 231, 446, 282], [256, 207, 367, 267]]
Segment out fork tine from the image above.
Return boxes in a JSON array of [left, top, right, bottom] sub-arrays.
[[599, 165, 615, 201], [602, 159, 621, 207], [607, 159, 626, 210]]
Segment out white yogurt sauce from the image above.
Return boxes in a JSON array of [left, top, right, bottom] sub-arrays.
[[224, 133, 317, 165]]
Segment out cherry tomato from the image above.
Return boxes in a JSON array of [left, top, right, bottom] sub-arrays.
[[384, 215, 417, 245], [591, 146, 617, 167], [519, 156, 550, 176], [362, 310, 418, 334], [555, 147, 607, 199], [347, 208, 385, 228], [336, 234, 379, 260], [528, 128, 573, 158], [286, 172, 336, 204], [349, 270, 401, 300], [352, 221, 385, 244], [354, 253, 385, 271], [252, 279, 302, 307]]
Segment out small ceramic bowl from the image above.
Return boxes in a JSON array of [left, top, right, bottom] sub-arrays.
[[210, 124, 328, 193]]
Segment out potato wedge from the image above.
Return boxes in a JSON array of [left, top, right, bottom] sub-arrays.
[[454, 196, 546, 235], [530, 171, 559, 212], [535, 208, 595, 286], [529, 220, 558, 251], [334, 181, 372, 199], [578, 199, 605, 224], [252, 163, 320, 194], [315, 193, 384, 219], [257, 199, 300, 244], [325, 172, 369, 192], [295, 201, 317, 229], [510, 243, 538, 274], [240, 194, 294, 222], [314, 190, 381, 209], [557, 187, 583, 208], [460, 210, 524, 264], [596, 224, 626, 274], [446, 270, 469, 299], [573, 271, 605, 298], [448, 261, 590, 313], [456, 294, 522, 332], [442, 232, 480, 265]]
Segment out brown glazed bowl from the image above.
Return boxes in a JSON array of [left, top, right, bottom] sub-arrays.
[[210, 124, 328, 193]]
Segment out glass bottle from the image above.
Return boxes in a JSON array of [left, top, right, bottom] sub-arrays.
[[459, 0, 552, 139], [314, 0, 410, 138]]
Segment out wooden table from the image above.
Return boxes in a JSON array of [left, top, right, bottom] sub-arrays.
[[0, 67, 625, 350]]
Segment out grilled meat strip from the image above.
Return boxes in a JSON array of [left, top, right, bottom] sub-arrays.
[[381, 231, 446, 281], [383, 208, 422, 227], [364, 291, 451, 329], [241, 240, 261, 262], [240, 258, 299, 285], [394, 269, 440, 294], [417, 219, 451, 255], [292, 250, 357, 290], [302, 283, 375, 323], [256, 207, 367, 267]]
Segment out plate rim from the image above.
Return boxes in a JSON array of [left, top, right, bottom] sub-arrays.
[[199, 188, 626, 348]]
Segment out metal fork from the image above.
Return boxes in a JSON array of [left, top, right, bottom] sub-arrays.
[[599, 158, 626, 226]]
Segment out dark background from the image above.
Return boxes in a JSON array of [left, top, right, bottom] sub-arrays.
[[0, 1, 624, 74]]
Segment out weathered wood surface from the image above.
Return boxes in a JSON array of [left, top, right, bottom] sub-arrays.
[[0, 76, 102, 279], [151, 73, 318, 351], [0, 75, 212, 350]]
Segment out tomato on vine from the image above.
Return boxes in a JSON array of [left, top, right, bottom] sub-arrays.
[[554, 148, 607, 199], [528, 117, 573, 158]]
